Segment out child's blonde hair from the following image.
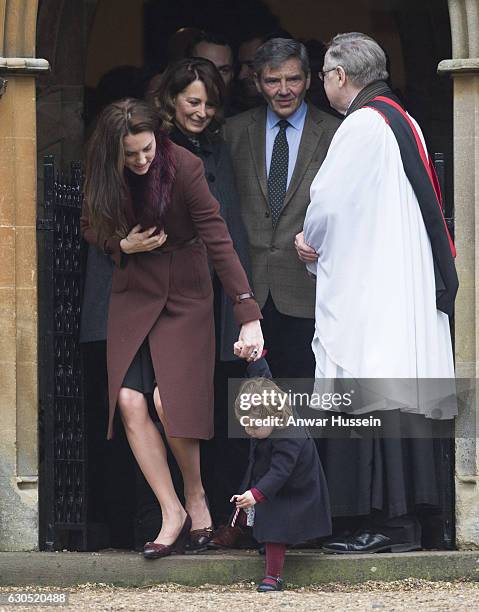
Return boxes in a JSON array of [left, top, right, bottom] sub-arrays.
[[234, 377, 293, 428]]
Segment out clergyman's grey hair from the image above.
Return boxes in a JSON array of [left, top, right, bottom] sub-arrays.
[[325, 32, 389, 88], [253, 38, 310, 77]]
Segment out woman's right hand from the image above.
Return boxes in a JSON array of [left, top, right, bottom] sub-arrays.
[[120, 225, 167, 254]]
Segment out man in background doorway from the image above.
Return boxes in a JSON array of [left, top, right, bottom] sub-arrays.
[[190, 31, 235, 113], [234, 29, 291, 111], [236, 34, 266, 111], [190, 31, 234, 89]]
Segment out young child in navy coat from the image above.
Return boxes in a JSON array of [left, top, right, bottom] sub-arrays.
[[231, 358, 331, 592]]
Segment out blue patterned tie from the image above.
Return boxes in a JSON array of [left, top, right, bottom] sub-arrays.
[[268, 119, 290, 227]]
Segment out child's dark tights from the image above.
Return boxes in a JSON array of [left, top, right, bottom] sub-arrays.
[[237, 510, 286, 584], [264, 542, 286, 585]]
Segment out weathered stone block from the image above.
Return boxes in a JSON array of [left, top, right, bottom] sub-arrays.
[[0, 138, 15, 225], [0, 287, 16, 363], [13, 138, 37, 228], [15, 228, 37, 289], [0, 227, 15, 289], [16, 360, 38, 477], [456, 480, 479, 550]]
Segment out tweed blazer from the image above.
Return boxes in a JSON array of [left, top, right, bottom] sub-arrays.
[[224, 104, 341, 318]]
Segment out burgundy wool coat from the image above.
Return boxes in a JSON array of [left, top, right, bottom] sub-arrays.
[[81, 142, 261, 440]]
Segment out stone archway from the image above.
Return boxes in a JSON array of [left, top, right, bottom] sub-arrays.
[[0, 0, 478, 551], [438, 0, 479, 549]]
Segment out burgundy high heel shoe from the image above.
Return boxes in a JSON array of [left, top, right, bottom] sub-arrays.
[[185, 496, 214, 553], [143, 513, 192, 559]]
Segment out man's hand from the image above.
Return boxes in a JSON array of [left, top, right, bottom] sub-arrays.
[[120, 225, 167, 254], [294, 231, 318, 263], [230, 490, 256, 509]]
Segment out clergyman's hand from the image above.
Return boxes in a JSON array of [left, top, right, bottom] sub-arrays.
[[120, 225, 167, 254], [294, 231, 318, 263]]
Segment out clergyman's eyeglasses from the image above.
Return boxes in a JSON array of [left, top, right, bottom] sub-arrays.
[[319, 67, 336, 81]]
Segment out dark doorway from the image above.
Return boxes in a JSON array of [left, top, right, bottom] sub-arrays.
[[37, 0, 455, 551]]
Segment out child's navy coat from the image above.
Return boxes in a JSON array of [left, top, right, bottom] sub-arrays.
[[241, 358, 332, 545]]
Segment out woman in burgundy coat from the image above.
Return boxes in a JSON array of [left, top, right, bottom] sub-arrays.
[[81, 98, 263, 558]]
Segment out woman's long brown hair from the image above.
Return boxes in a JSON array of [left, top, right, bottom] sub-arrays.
[[84, 98, 175, 244]]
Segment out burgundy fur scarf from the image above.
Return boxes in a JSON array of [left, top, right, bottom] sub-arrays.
[[127, 130, 177, 230]]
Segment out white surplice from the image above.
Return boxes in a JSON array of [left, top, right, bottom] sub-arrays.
[[303, 107, 455, 417]]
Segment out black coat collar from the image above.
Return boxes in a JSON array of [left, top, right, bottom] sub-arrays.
[[169, 125, 215, 157]]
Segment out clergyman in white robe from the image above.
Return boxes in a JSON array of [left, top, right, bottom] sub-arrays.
[[303, 107, 455, 419]]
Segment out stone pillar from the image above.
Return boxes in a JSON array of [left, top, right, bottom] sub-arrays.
[[0, 1, 49, 551], [438, 0, 479, 549]]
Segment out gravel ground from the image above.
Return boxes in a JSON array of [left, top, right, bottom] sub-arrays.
[[1, 579, 478, 611]]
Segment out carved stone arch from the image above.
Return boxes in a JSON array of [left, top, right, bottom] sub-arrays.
[[1, 0, 39, 57], [0, 0, 477, 552], [447, 0, 479, 58]]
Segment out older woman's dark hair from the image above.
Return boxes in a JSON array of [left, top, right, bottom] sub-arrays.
[[85, 98, 175, 244], [253, 38, 310, 78], [149, 58, 225, 132]]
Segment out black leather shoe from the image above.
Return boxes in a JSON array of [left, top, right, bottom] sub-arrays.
[[321, 529, 421, 554]]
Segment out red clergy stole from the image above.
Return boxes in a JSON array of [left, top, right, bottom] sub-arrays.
[[362, 95, 458, 316], [367, 96, 455, 257]]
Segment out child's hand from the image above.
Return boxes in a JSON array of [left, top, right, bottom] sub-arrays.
[[230, 490, 256, 508], [233, 341, 244, 357]]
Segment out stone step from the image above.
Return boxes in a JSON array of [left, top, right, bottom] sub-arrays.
[[0, 550, 478, 587]]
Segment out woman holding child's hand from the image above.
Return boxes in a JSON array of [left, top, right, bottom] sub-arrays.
[[81, 98, 263, 560], [233, 333, 264, 362]]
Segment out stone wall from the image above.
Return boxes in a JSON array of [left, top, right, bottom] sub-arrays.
[[438, 0, 479, 549], [0, 0, 45, 551]]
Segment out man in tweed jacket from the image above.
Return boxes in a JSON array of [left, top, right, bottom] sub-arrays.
[[224, 38, 340, 377]]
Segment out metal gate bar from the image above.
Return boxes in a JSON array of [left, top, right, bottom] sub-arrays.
[[38, 156, 87, 551]]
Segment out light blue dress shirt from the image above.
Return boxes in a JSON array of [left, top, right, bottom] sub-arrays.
[[266, 101, 308, 189]]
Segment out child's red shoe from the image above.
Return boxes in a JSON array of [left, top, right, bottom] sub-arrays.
[[257, 576, 284, 592]]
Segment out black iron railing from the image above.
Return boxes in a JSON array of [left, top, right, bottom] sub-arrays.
[[38, 156, 87, 551], [432, 152, 455, 550]]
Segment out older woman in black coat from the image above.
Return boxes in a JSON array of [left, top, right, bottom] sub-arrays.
[[150, 58, 253, 541], [150, 58, 251, 361]]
